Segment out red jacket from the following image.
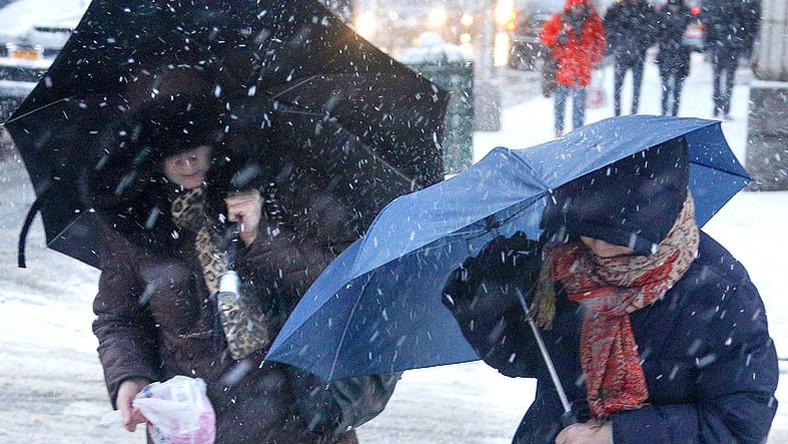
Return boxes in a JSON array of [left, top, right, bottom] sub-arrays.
[[540, 0, 606, 87]]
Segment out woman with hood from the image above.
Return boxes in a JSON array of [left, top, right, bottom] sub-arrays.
[[540, 0, 605, 137], [443, 138, 778, 443], [88, 94, 396, 443]]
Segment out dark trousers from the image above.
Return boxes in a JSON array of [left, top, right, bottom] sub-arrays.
[[712, 52, 739, 116], [613, 57, 645, 116], [660, 72, 686, 116], [554, 86, 586, 134]]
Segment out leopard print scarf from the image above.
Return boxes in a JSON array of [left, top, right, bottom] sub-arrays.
[[170, 186, 271, 360]]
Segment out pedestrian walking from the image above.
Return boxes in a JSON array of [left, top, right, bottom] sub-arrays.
[[443, 137, 778, 443], [540, 0, 605, 137], [703, 0, 761, 118], [656, 0, 693, 116], [603, 0, 657, 116], [88, 95, 396, 444]]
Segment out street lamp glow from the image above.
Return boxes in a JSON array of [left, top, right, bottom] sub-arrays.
[[493, 32, 510, 66], [495, 0, 516, 26], [354, 11, 377, 40], [460, 12, 474, 27], [427, 6, 448, 29]]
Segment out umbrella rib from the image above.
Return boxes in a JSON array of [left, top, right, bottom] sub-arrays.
[[269, 75, 323, 99], [688, 160, 751, 181], [327, 273, 372, 381], [505, 148, 552, 192], [350, 193, 546, 280], [3, 96, 76, 126], [46, 212, 87, 248], [356, 141, 416, 186]]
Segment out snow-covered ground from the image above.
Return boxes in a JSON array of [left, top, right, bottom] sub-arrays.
[[0, 52, 786, 443]]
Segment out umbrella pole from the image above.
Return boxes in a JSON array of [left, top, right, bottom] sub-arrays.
[[514, 289, 577, 427]]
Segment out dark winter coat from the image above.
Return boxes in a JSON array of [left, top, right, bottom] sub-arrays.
[[703, 0, 761, 59], [656, 5, 693, 77], [91, 163, 366, 443], [445, 142, 778, 443], [540, 0, 606, 88], [445, 230, 778, 443], [603, 0, 658, 64]]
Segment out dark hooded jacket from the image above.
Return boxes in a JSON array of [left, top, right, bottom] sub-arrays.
[[603, 0, 657, 64], [703, 0, 761, 59], [656, 2, 693, 77], [443, 140, 778, 444]]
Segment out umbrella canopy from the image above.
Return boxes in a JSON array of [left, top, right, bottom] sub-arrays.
[[265, 115, 751, 381], [7, 0, 448, 268]]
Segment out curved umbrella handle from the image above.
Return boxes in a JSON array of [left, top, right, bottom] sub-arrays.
[[17, 187, 51, 269]]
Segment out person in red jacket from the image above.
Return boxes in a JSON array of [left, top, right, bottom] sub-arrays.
[[540, 0, 605, 137]]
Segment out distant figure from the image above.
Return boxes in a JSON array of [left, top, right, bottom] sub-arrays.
[[703, 0, 761, 119], [604, 0, 657, 116], [656, 0, 693, 116], [540, 0, 605, 137]]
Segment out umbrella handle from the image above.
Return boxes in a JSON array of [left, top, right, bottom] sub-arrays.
[[561, 409, 578, 427], [514, 289, 574, 416], [17, 192, 49, 268]]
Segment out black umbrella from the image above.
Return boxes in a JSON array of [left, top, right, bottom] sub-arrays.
[[7, 0, 449, 268]]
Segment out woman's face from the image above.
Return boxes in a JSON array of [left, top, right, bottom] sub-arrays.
[[163, 145, 211, 190], [569, 4, 586, 15], [580, 236, 635, 258]]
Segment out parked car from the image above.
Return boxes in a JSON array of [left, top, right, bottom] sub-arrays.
[[509, 11, 553, 70], [0, 0, 88, 121]]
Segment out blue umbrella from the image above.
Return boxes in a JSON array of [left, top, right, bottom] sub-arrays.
[[265, 115, 750, 382]]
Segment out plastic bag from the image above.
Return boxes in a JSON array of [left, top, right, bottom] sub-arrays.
[[102, 376, 215, 444], [585, 68, 607, 109]]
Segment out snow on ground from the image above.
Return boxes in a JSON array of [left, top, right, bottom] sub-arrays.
[[0, 52, 786, 443]]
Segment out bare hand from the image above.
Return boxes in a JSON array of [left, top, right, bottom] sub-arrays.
[[116, 378, 150, 432], [555, 421, 612, 444], [225, 190, 262, 246]]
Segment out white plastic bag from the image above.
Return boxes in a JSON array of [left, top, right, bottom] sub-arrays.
[[102, 376, 215, 444]]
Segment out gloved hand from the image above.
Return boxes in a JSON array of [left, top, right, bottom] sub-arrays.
[[442, 231, 540, 322]]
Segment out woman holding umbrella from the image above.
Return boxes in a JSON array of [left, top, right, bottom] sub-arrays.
[[443, 138, 778, 443], [88, 94, 392, 443]]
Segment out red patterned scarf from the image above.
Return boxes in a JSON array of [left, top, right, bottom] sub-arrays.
[[533, 193, 699, 417]]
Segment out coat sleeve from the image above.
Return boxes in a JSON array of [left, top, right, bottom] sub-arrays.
[[586, 14, 606, 67], [643, 5, 660, 48], [441, 233, 543, 378], [701, 4, 721, 47], [235, 188, 358, 305], [92, 228, 161, 408], [611, 280, 779, 444], [742, 0, 761, 53], [540, 14, 563, 49], [603, 5, 619, 51]]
